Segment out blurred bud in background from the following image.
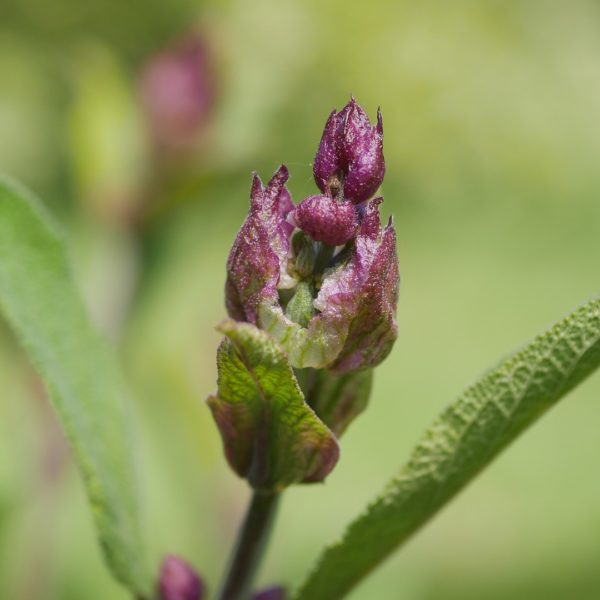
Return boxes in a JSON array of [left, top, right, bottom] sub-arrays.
[[158, 555, 204, 600], [139, 31, 216, 157]]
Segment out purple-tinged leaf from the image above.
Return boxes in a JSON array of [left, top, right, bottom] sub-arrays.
[[207, 320, 339, 490]]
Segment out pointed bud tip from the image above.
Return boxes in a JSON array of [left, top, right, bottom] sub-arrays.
[[264, 165, 291, 202], [158, 555, 204, 600], [274, 163, 289, 181], [250, 172, 264, 200], [345, 95, 361, 114]]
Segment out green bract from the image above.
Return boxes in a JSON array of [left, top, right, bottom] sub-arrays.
[[295, 368, 373, 438], [208, 320, 339, 491]]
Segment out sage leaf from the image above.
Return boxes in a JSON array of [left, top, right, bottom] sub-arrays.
[[295, 297, 600, 600], [208, 320, 339, 491], [0, 177, 151, 596]]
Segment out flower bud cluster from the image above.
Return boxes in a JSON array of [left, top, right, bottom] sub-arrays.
[[225, 98, 398, 373]]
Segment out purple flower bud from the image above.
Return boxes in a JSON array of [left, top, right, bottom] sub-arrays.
[[225, 166, 296, 323], [158, 555, 204, 600], [253, 586, 286, 600], [139, 32, 215, 152], [290, 195, 357, 246], [224, 103, 397, 373], [313, 98, 385, 204]]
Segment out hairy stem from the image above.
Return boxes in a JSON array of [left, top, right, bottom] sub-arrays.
[[217, 490, 281, 600]]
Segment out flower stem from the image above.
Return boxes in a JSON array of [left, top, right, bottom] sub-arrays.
[[217, 490, 281, 600]]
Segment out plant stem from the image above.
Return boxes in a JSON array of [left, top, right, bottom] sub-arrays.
[[217, 490, 281, 600]]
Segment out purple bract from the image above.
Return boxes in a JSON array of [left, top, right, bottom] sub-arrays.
[[225, 165, 295, 324], [317, 198, 399, 372]]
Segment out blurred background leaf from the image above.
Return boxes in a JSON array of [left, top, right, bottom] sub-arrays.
[[0, 178, 151, 596], [0, 0, 599, 598]]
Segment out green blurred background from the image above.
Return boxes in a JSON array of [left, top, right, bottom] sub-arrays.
[[1, 0, 599, 598]]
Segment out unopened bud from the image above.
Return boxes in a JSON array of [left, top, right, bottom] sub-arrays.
[[313, 97, 385, 204], [139, 32, 215, 152], [158, 555, 204, 600], [291, 195, 357, 246]]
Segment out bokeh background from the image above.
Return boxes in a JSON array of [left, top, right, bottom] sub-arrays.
[[1, 0, 600, 598]]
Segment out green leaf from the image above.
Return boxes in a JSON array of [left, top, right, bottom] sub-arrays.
[[208, 320, 339, 491], [295, 297, 600, 600], [0, 177, 151, 596], [296, 367, 373, 437]]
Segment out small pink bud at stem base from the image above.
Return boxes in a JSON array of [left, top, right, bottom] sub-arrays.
[[158, 555, 204, 600]]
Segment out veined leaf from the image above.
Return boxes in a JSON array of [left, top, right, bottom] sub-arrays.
[[208, 320, 339, 491], [295, 297, 600, 600], [0, 177, 151, 596]]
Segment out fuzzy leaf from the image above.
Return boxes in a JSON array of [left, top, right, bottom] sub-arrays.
[[0, 177, 151, 596], [295, 297, 600, 600], [208, 320, 339, 491]]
